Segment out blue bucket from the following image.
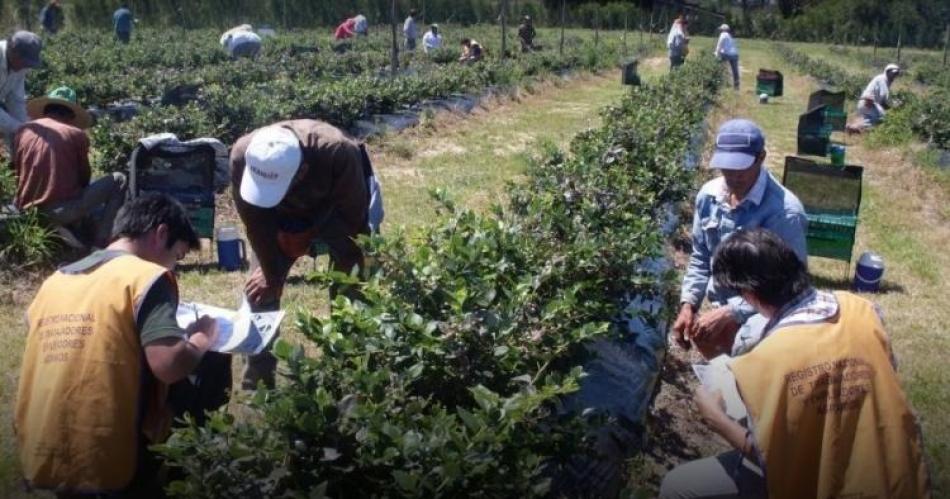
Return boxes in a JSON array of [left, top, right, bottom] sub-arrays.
[[853, 251, 885, 292], [216, 226, 246, 271]]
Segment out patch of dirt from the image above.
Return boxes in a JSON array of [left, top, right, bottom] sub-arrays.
[[643, 56, 668, 71], [417, 143, 467, 158]]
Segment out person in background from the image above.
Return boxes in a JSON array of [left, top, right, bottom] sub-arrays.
[[518, 15, 537, 52], [230, 120, 374, 389], [39, 1, 65, 36], [671, 119, 807, 360], [847, 63, 901, 133], [15, 86, 126, 249], [715, 24, 740, 90], [113, 3, 134, 43], [16, 193, 223, 498], [334, 15, 357, 40], [403, 9, 418, 51], [220, 24, 262, 59], [422, 24, 443, 54], [353, 14, 369, 36], [660, 228, 930, 499], [667, 14, 689, 71], [0, 31, 42, 153], [458, 37, 483, 64]]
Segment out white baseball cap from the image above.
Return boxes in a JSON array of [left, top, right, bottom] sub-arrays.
[[719, 24, 730, 31], [885, 63, 901, 74], [240, 127, 303, 208]]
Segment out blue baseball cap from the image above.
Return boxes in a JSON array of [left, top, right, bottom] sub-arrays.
[[710, 119, 765, 170]]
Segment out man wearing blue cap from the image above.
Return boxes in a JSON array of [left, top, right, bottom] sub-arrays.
[[672, 119, 807, 358], [0, 31, 43, 151]]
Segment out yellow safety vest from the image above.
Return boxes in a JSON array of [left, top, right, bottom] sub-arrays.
[[16, 253, 175, 492], [731, 292, 930, 499]]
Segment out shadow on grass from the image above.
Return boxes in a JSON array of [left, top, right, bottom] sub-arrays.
[[812, 273, 906, 294]]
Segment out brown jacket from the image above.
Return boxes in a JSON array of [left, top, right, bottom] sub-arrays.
[[13, 117, 91, 210], [230, 120, 368, 284]]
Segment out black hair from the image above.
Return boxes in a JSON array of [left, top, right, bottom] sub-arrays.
[[43, 103, 75, 121], [460, 37, 471, 45], [409, 9, 417, 16], [112, 193, 200, 250], [712, 228, 811, 309]]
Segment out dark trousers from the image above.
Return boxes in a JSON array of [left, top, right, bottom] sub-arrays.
[[116, 30, 131, 43]]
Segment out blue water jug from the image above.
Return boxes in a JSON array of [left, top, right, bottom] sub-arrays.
[[216, 226, 246, 271], [853, 251, 884, 293]]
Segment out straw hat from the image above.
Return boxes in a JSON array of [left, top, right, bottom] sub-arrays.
[[27, 86, 92, 129]]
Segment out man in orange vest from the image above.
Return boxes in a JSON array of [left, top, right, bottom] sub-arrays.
[[15, 193, 222, 497], [660, 228, 930, 499]]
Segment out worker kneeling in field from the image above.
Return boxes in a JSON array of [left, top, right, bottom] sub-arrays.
[[660, 228, 930, 499], [14, 86, 126, 249], [459, 37, 483, 63], [231, 120, 382, 389], [220, 24, 261, 59], [16, 193, 226, 497], [672, 119, 807, 360], [847, 63, 901, 133]]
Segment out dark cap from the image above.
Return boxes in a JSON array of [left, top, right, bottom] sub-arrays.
[[9, 31, 43, 68]]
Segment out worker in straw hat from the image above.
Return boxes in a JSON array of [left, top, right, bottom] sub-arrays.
[[14, 86, 127, 248], [848, 63, 901, 133]]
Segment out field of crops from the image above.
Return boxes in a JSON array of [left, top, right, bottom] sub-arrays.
[[20, 26, 633, 176], [4, 10, 950, 498]]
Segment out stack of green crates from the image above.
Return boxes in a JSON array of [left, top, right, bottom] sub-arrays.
[[797, 105, 832, 157], [808, 90, 847, 131], [756, 69, 784, 96]]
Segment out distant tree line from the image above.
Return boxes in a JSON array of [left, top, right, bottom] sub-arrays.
[[2, 0, 947, 49]]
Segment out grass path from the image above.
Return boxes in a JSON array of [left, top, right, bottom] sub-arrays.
[[641, 39, 950, 494], [0, 69, 631, 496]]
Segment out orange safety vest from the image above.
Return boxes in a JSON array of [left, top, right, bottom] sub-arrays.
[[15, 254, 175, 492], [731, 292, 930, 499]]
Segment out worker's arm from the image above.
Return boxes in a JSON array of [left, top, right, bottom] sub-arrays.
[[144, 317, 218, 385], [0, 80, 27, 136], [137, 274, 220, 385], [695, 387, 753, 454], [233, 173, 289, 288]]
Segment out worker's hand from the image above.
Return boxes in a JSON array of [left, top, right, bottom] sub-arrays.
[[694, 387, 727, 425], [186, 316, 219, 353], [277, 228, 319, 260], [671, 302, 696, 350], [245, 266, 283, 306], [692, 307, 740, 359]]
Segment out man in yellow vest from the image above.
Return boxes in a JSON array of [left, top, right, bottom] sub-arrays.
[[15, 193, 221, 497], [660, 228, 930, 499]]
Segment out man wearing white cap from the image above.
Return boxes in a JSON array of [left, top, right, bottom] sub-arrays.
[[853, 63, 900, 130], [1, 31, 43, 151], [231, 119, 371, 389], [715, 24, 739, 89], [672, 119, 807, 359]]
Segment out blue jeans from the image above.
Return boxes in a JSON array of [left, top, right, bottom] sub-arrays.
[[722, 54, 739, 89]]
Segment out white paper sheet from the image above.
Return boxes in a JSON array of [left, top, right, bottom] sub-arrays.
[[692, 354, 748, 420], [176, 298, 285, 355]]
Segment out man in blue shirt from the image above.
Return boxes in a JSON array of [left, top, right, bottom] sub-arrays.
[[672, 119, 807, 358], [113, 3, 134, 44]]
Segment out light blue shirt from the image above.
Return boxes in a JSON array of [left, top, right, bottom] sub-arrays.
[[680, 168, 808, 322]]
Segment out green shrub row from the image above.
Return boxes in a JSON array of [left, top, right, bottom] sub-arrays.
[[155, 56, 724, 498]]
